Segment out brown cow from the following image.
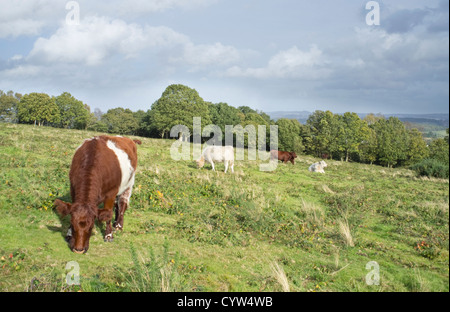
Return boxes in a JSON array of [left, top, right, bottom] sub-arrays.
[[270, 150, 297, 165], [54, 136, 141, 254]]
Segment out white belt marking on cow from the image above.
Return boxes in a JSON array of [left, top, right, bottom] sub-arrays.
[[106, 140, 135, 196]]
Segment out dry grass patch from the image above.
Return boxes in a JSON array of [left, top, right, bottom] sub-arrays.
[[270, 262, 290, 292], [337, 219, 354, 247]]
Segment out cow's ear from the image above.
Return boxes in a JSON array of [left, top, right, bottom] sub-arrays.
[[54, 199, 72, 217]]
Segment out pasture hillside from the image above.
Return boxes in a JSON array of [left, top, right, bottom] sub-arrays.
[[0, 123, 448, 292]]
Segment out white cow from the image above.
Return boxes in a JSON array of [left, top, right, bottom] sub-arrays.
[[196, 145, 234, 173], [309, 160, 328, 173]]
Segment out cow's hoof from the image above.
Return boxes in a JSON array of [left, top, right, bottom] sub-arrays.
[[104, 233, 114, 242], [113, 223, 123, 231]]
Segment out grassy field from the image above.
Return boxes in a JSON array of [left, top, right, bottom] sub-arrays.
[[0, 123, 448, 292]]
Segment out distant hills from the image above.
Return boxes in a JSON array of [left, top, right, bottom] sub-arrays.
[[268, 111, 449, 128]]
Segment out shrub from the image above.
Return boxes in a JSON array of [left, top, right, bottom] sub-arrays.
[[410, 158, 449, 179]]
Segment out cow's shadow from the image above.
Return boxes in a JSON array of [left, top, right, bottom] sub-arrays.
[[187, 162, 198, 169], [47, 193, 72, 242]]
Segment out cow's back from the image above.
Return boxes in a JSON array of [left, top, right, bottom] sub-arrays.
[[222, 146, 234, 161], [69, 136, 140, 204], [203, 145, 234, 161], [70, 137, 121, 203]]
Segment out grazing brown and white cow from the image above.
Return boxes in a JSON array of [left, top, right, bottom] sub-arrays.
[[54, 136, 141, 254], [270, 150, 297, 165]]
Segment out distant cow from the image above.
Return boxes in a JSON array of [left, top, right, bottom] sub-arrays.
[[270, 150, 297, 165], [196, 145, 234, 173], [309, 160, 327, 173], [54, 136, 141, 253]]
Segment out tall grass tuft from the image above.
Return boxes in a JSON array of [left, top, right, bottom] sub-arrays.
[[301, 199, 324, 226], [119, 240, 183, 292], [270, 262, 290, 292], [338, 219, 354, 247]]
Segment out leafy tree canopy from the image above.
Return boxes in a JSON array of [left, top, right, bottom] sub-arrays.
[[18, 92, 60, 126]]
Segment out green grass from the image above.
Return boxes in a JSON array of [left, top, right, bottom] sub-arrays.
[[0, 123, 448, 292]]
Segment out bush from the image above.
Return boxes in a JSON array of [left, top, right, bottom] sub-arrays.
[[410, 158, 449, 179]]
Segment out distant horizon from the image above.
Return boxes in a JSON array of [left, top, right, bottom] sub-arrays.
[[264, 109, 450, 115], [266, 110, 450, 117]]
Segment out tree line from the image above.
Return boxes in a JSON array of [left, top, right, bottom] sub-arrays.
[[1, 85, 448, 174]]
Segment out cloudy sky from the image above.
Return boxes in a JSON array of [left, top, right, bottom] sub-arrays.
[[0, 0, 448, 114]]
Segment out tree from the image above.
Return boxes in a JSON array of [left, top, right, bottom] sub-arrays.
[[100, 107, 139, 135], [406, 128, 429, 165], [238, 106, 258, 115], [306, 110, 328, 157], [209, 102, 241, 131], [359, 126, 378, 165], [373, 117, 409, 168], [363, 113, 384, 126], [207, 102, 242, 144], [339, 112, 370, 162], [150, 84, 212, 139], [307, 110, 341, 158], [299, 123, 314, 155], [18, 93, 60, 126], [0, 90, 21, 123], [428, 138, 449, 164], [242, 112, 270, 150], [55, 92, 90, 129], [276, 118, 304, 154]]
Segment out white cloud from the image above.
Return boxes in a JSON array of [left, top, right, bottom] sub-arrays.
[[4, 14, 244, 84], [0, 0, 218, 38], [0, 19, 46, 38], [106, 0, 218, 16], [1, 65, 42, 78], [176, 42, 241, 68], [352, 27, 449, 66], [0, 0, 63, 38], [26, 16, 190, 66], [225, 45, 331, 79]]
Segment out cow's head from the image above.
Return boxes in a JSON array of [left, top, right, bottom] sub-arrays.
[[54, 199, 110, 253], [196, 156, 205, 169], [290, 152, 298, 164]]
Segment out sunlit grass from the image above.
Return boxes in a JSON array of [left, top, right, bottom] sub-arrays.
[[0, 123, 448, 292]]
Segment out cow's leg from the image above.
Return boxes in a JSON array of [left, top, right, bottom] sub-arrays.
[[210, 161, 215, 171], [114, 187, 132, 231], [231, 161, 234, 173], [101, 197, 115, 242], [224, 161, 229, 173], [113, 199, 119, 228]]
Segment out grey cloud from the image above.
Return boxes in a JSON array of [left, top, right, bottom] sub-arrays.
[[382, 1, 449, 34], [383, 8, 430, 34]]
